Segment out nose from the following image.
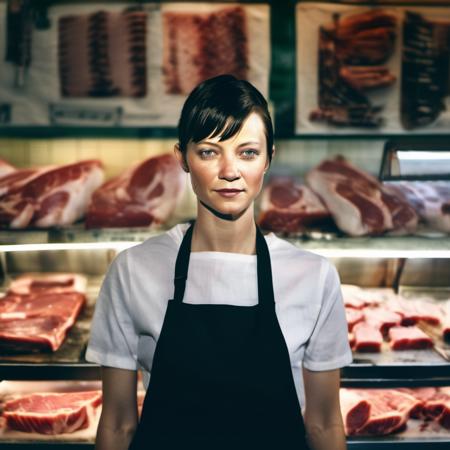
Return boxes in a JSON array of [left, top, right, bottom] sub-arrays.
[[218, 155, 241, 181]]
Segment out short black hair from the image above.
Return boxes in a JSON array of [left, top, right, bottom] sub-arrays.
[[177, 74, 273, 164]]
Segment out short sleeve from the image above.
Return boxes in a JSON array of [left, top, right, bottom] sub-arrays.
[[303, 261, 352, 371], [85, 250, 138, 370]]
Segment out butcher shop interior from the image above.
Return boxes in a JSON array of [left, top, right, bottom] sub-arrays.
[[1, 0, 450, 448]]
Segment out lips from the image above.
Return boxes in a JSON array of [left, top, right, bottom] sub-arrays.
[[214, 189, 244, 198]]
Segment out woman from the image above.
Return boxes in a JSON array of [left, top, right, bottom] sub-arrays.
[[86, 74, 352, 450]]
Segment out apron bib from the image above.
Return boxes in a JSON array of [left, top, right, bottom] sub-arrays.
[[129, 222, 309, 449]]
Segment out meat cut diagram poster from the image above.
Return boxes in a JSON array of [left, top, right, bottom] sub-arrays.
[[296, 3, 450, 135], [0, 2, 270, 127]]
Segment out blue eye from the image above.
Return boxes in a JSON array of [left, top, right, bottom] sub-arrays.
[[199, 149, 215, 158], [241, 149, 259, 158]]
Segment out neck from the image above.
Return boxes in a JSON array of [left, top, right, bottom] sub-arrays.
[[191, 201, 257, 254]]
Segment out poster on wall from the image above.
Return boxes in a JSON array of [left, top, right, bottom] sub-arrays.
[[0, 2, 270, 127], [154, 3, 270, 126], [296, 2, 450, 135]]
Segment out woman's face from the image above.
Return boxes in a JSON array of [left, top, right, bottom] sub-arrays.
[[177, 113, 270, 219]]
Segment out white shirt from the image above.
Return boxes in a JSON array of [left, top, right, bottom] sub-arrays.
[[86, 223, 352, 410]]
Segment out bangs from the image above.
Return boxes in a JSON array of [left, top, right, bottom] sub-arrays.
[[190, 108, 247, 145]]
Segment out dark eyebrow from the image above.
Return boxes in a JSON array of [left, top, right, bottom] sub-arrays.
[[197, 141, 261, 148]]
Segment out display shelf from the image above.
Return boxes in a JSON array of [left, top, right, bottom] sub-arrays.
[[2, 229, 450, 257]]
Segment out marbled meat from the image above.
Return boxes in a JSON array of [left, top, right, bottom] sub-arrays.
[[0, 160, 104, 228], [384, 181, 450, 234], [86, 153, 186, 228], [257, 177, 332, 233], [3, 391, 102, 434], [305, 157, 418, 236]]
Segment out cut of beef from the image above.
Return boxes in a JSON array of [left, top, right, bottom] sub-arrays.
[[352, 322, 383, 352], [386, 296, 442, 326], [388, 326, 433, 350], [363, 307, 402, 335], [341, 284, 382, 309], [350, 389, 419, 436], [345, 308, 364, 332], [0, 292, 85, 352], [397, 387, 438, 419], [0, 160, 104, 228], [257, 177, 332, 233], [3, 391, 102, 434], [162, 6, 248, 95], [384, 181, 450, 233], [86, 154, 186, 229], [8, 273, 87, 296], [340, 389, 371, 435], [444, 300, 450, 342], [305, 157, 417, 236], [0, 159, 16, 177]]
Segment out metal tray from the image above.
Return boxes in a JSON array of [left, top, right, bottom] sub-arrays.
[[0, 279, 102, 380]]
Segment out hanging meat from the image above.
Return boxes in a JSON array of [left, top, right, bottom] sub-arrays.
[[85, 153, 186, 229]]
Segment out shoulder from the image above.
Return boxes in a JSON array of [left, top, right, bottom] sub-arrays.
[[267, 233, 339, 297], [267, 233, 330, 273], [122, 222, 189, 268]]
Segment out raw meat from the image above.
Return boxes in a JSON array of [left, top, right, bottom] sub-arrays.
[[340, 389, 371, 435], [352, 322, 383, 352], [0, 160, 104, 228], [386, 296, 442, 326], [59, 9, 147, 97], [351, 389, 419, 436], [345, 308, 364, 332], [7, 273, 87, 296], [363, 307, 402, 335], [305, 157, 417, 236], [86, 154, 186, 229], [3, 391, 101, 434], [0, 292, 85, 352], [0, 159, 16, 177], [443, 301, 450, 342], [341, 284, 382, 309], [162, 6, 248, 95], [398, 387, 438, 419], [388, 326, 433, 350], [384, 181, 450, 233], [257, 177, 332, 233], [420, 388, 450, 428]]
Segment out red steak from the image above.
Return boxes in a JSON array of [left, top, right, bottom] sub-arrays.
[[3, 391, 102, 434]]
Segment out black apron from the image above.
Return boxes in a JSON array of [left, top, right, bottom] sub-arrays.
[[129, 222, 309, 449]]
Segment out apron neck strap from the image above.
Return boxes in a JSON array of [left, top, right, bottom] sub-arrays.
[[173, 221, 275, 307]]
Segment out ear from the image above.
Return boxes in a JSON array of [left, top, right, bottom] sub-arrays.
[[264, 146, 275, 173], [174, 143, 189, 172]]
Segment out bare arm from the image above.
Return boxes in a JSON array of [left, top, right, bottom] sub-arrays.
[[302, 368, 347, 450], [95, 367, 138, 450]]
